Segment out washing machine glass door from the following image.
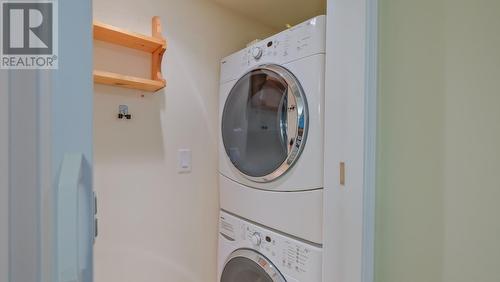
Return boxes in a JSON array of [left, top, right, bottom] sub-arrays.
[[221, 249, 286, 282], [222, 64, 308, 183]]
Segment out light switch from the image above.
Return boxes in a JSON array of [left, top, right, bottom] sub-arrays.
[[177, 149, 191, 173]]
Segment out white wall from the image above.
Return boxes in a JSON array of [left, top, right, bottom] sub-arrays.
[[92, 0, 276, 281]]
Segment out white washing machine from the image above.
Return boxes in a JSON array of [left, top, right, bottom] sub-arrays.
[[218, 211, 322, 282], [218, 16, 326, 244]]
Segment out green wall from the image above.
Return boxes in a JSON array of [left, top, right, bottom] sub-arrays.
[[442, 1, 500, 281], [376, 1, 500, 282], [376, 1, 445, 281]]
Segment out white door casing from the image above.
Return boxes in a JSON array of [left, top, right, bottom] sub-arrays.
[[323, 0, 377, 282]]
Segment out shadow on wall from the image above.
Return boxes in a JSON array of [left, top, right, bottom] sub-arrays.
[[96, 244, 199, 281], [93, 84, 166, 162]]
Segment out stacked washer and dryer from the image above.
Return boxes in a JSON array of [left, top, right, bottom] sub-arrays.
[[217, 16, 326, 282]]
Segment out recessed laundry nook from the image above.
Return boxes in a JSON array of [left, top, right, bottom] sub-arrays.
[[91, 0, 375, 281], [94, 0, 332, 280]]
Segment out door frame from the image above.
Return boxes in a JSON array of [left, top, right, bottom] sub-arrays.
[[323, 0, 377, 281], [0, 69, 9, 282]]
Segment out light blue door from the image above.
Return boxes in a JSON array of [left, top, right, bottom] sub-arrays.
[[1, 0, 94, 282], [54, 1, 94, 281]]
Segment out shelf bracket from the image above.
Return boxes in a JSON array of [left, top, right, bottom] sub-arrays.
[[151, 16, 166, 84]]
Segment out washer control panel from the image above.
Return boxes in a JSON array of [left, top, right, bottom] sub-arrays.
[[220, 15, 326, 84], [219, 211, 322, 281]]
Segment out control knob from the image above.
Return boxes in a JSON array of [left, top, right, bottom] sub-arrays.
[[251, 232, 262, 246], [251, 47, 263, 59]]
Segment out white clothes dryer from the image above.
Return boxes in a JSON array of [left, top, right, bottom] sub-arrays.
[[219, 16, 326, 244]]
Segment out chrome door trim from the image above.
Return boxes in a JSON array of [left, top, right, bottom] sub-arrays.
[[223, 64, 308, 183], [222, 249, 286, 282]]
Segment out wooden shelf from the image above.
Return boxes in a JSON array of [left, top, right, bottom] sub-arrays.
[[94, 70, 166, 92], [94, 21, 165, 53], [93, 17, 167, 92]]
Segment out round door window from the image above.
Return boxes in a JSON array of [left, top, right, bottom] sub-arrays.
[[220, 250, 286, 282], [221, 64, 308, 183]]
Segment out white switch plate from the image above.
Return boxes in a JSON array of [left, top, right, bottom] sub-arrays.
[[177, 149, 191, 173]]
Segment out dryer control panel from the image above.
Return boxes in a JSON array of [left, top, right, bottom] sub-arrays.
[[219, 211, 322, 281], [220, 15, 326, 84]]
